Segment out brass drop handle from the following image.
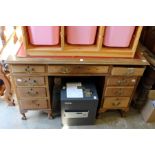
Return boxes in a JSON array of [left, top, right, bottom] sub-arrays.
[[112, 101, 121, 106], [131, 79, 136, 83], [32, 100, 40, 106], [125, 68, 135, 76], [114, 89, 123, 96], [29, 79, 37, 85], [117, 79, 128, 85], [36, 103, 40, 107], [33, 80, 37, 83], [117, 80, 122, 85], [33, 80, 37, 85], [25, 66, 34, 73], [27, 89, 38, 96], [112, 98, 121, 106], [23, 79, 28, 84], [61, 67, 71, 73]]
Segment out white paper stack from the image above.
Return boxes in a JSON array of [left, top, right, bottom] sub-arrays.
[[66, 82, 83, 98]]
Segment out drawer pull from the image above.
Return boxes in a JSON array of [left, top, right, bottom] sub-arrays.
[[112, 101, 121, 106], [27, 90, 39, 96], [25, 66, 35, 73], [33, 80, 37, 83], [36, 103, 40, 107], [61, 67, 71, 74], [125, 68, 135, 76], [23, 79, 37, 86], [117, 79, 127, 85], [24, 80, 28, 84], [112, 98, 121, 106], [32, 100, 37, 103], [30, 79, 37, 85], [31, 100, 40, 106], [114, 89, 123, 96]]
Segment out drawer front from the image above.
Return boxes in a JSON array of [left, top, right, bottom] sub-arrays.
[[111, 67, 144, 76], [106, 77, 137, 86], [48, 65, 109, 74], [11, 65, 45, 73], [17, 87, 47, 98], [15, 76, 45, 86], [104, 86, 134, 97], [103, 97, 130, 109], [19, 99, 48, 110]]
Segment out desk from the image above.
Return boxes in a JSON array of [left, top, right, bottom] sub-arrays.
[[6, 45, 149, 120]]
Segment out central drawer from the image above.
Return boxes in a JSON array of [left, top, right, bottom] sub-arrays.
[[48, 65, 109, 74], [17, 87, 47, 98], [11, 65, 45, 73], [19, 99, 48, 110], [15, 76, 45, 86], [102, 97, 130, 109], [104, 86, 134, 97]]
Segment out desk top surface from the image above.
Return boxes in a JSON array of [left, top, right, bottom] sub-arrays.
[[1, 39, 149, 66], [140, 45, 155, 67]]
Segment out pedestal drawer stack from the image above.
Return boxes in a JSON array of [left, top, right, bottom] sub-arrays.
[[10, 64, 52, 120], [100, 66, 145, 114]]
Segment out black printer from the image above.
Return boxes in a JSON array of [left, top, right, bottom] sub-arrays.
[[61, 82, 98, 126]]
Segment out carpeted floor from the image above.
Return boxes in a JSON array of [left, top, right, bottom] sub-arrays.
[[0, 98, 155, 129]]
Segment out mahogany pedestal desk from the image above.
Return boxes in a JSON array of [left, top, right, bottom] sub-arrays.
[[6, 45, 149, 120]]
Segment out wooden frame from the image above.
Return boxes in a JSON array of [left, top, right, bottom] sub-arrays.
[[63, 26, 103, 52], [22, 26, 63, 53], [22, 26, 143, 58], [101, 26, 143, 58]]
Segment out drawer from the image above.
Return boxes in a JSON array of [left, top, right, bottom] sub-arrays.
[[19, 99, 48, 110], [11, 65, 45, 73], [48, 65, 109, 74], [111, 67, 144, 76], [15, 76, 45, 86], [103, 97, 130, 109], [106, 77, 137, 86], [104, 86, 134, 97], [17, 87, 47, 98]]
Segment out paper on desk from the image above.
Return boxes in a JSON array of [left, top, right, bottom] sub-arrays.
[[66, 82, 83, 98]]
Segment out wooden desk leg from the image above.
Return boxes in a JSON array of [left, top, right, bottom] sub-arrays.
[[42, 110, 53, 119], [0, 65, 14, 106], [134, 66, 155, 110], [119, 108, 129, 117], [20, 109, 27, 120]]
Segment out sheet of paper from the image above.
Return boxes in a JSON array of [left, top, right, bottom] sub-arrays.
[[66, 82, 83, 98]]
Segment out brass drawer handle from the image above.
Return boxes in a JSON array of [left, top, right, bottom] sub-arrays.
[[23, 78, 37, 86], [112, 101, 121, 106], [30, 79, 37, 85], [31, 100, 40, 107], [117, 79, 128, 85], [36, 103, 40, 107], [32, 100, 37, 103], [61, 67, 71, 73], [23, 79, 28, 84], [25, 66, 35, 73], [114, 89, 123, 96], [125, 68, 135, 76], [27, 89, 39, 96], [112, 98, 121, 106]]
